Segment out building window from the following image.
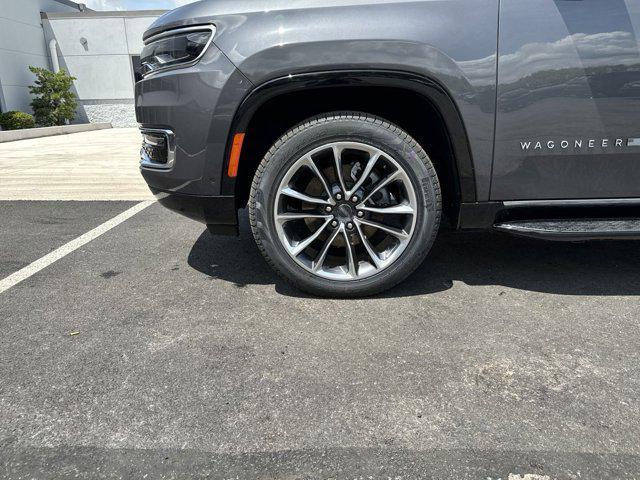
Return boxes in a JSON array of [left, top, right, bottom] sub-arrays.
[[131, 56, 143, 83]]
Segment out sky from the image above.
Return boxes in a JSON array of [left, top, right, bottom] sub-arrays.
[[82, 0, 197, 11]]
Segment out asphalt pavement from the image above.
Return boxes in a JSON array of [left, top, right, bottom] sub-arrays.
[[0, 201, 135, 278], [1, 200, 639, 478]]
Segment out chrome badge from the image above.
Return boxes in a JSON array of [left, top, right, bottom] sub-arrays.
[[520, 138, 629, 152]]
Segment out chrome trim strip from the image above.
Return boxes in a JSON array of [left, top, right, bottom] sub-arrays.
[[144, 25, 216, 44], [628, 138, 640, 147], [139, 128, 176, 170], [503, 198, 640, 208], [141, 25, 216, 78]]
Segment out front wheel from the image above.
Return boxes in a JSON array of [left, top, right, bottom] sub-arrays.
[[249, 112, 441, 297]]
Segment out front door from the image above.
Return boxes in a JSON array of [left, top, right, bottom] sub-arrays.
[[491, 0, 640, 200]]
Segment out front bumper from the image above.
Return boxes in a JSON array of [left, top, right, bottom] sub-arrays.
[[135, 41, 251, 199]]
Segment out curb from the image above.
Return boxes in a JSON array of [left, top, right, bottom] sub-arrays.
[[0, 123, 113, 143]]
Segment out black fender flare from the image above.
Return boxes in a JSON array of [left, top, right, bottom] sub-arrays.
[[221, 69, 477, 204]]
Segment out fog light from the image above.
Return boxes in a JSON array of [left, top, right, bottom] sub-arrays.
[[140, 128, 175, 169]]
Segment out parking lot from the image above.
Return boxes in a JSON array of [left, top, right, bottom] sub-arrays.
[[1, 131, 640, 479]]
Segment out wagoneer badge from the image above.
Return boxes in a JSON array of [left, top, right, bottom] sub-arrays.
[[520, 138, 640, 151]]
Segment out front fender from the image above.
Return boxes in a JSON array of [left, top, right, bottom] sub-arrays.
[[210, 1, 498, 200], [148, 0, 499, 201]]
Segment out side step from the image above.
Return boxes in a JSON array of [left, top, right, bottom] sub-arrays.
[[494, 218, 640, 241]]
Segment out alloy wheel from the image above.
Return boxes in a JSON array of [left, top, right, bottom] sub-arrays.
[[273, 141, 419, 280]]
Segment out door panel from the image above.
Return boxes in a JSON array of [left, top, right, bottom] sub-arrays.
[[491, 0, 640, 200]]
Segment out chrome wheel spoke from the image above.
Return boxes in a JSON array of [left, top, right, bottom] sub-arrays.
[[347, 153, 381, 197], [354, 221, 383, 269], [361, 203, 414, 215], [313, 227, 341, 272], [281, 186, 331, 205], [342, 227, 357, 277], [332, 145, 348, 194], [360, 170, 401, 204], [300, 155, 334, 202], [356, 218, 409, 240], [289, 218, 332, 256], [276, 213, 333, 225]]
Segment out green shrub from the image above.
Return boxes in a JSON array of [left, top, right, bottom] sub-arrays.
[[0, 111, 36, 130], [28, 66, 77, 127]]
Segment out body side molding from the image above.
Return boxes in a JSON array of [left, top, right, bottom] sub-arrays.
[[503, 198, 640, 208]]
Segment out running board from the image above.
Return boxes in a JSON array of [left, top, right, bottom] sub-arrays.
[[494, 218, 640, 241]]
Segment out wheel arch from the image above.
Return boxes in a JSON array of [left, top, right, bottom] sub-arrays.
[[221, 70, 477, 223]]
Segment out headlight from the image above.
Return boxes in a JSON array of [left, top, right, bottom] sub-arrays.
[[140, 25, 215, 77]]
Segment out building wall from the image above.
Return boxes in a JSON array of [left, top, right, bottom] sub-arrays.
[[43, 11, 163, 127], [0, 0, 79, 113]]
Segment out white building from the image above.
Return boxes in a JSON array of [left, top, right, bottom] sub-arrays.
[[0, 0, 80, 113], [0, 0, 164, 127]]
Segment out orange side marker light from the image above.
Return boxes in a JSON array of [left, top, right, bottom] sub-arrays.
[[227, 133, 245, 178]]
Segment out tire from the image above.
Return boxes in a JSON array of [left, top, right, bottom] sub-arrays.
[[249, 112, 441, 297]]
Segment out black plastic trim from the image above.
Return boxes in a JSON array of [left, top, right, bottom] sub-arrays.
[[458, 199, 640, 231], [149, 187, 238, 235], [221, 70, 477, 204]]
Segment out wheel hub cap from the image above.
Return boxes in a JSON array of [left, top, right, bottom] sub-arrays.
[[335, 203, 353, 222]]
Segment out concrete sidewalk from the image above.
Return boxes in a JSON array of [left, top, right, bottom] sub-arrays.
[[0, 128, 153, 201]]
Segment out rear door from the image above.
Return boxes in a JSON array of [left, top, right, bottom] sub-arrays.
[[491, 0, 640, 200]]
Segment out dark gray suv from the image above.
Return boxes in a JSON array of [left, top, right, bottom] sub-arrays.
[[136, 0, 640, 297]]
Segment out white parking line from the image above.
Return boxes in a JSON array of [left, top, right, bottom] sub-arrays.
[[0, 200, 154, 295]]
